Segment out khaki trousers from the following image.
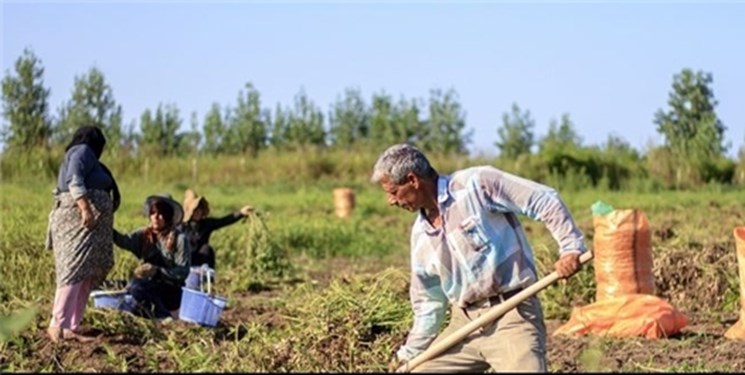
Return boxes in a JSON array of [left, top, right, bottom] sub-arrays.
[[412, 295, 547, 373]]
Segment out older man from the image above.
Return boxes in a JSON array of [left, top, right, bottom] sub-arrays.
[[372, 143, 587, 373]]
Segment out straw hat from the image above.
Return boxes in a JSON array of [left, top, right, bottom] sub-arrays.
[[183, 188, 210, 222], [142, 193, 184, 225]]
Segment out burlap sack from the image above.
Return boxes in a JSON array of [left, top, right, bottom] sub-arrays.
[[725, 227, 745, 340], [593, 209, 655, 301]]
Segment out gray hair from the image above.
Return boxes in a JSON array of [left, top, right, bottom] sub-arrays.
[[370, 143, 438, 184]]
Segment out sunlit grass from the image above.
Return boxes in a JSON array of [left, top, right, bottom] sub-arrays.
[[2, 157, 745, 372]]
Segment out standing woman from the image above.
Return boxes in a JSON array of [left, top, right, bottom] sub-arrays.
[[46, 126, 120, 343], [114, 194, 191, 320]]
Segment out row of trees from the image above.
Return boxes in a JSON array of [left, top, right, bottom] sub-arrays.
[[1, 49, 472, 157], [2, 48, 743, 188]]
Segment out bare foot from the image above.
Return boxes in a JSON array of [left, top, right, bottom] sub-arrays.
[[47, 326, 62, 343], [62, 329, 96, 343]]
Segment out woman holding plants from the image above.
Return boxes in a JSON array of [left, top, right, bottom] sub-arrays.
[[114, 194, 191, 320], [181, 188, 254, 270], [46, 125, 120, 343]]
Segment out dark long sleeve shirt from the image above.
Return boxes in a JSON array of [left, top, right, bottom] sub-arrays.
[[113, 228, 191, 285], [182, 212, 245, 251]]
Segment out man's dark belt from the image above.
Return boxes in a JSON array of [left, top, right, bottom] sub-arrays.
[[465, 288, 524, 309]]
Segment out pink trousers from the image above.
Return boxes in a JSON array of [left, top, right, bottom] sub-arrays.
[[49, 277, 93, 332]]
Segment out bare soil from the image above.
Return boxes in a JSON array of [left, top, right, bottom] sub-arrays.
[[547, 314, 745, 372]]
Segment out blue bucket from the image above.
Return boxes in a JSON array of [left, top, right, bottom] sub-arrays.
[[185, 265, 215, 290], [90, 290, 135, 312], [179, 267, 227, 327], [179, 288, 227, 327]]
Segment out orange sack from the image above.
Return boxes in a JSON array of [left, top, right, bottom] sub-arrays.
[[553, 294, 689, 339], [554, 202, 688, 339], [725, 227, 745, 340], [593, 208, 655, 301]]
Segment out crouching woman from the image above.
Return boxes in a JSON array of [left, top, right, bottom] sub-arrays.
[[114, 194, 191, 319]]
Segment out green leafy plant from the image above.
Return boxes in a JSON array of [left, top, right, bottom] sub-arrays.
[[242, 212, 292, 280], [0, 306, 37, 342]]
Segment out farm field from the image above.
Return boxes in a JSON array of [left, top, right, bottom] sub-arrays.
[[1, 178, 744, 372]]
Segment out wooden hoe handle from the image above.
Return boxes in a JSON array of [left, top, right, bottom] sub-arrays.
[[396, 250, 594, 373]]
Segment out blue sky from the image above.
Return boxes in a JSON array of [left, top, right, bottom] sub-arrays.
[[3, 1, 744, 157]]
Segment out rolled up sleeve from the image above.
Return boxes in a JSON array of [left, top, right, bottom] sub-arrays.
[[65, 145, 96, 200]]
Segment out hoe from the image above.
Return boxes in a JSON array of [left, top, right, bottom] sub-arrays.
[[395, 250, 594, 373]]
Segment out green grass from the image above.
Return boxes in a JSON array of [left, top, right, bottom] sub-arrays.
[[2, 161, 745, 371]]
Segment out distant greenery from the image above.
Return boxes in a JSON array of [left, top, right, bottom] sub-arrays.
[[3, 48, 744, 189]]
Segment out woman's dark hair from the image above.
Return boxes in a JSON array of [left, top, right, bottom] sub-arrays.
[[66, 126, 106, 159], [150, 199, 175, 227], [145, 200, 177, 251]]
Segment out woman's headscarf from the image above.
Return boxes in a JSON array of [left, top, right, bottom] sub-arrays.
[[65, 126, 106, 159]]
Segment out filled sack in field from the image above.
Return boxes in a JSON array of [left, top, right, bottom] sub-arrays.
[[591, 201, 655, 301], [553, 294, 689, 339], [725, 227, 745, 340]]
